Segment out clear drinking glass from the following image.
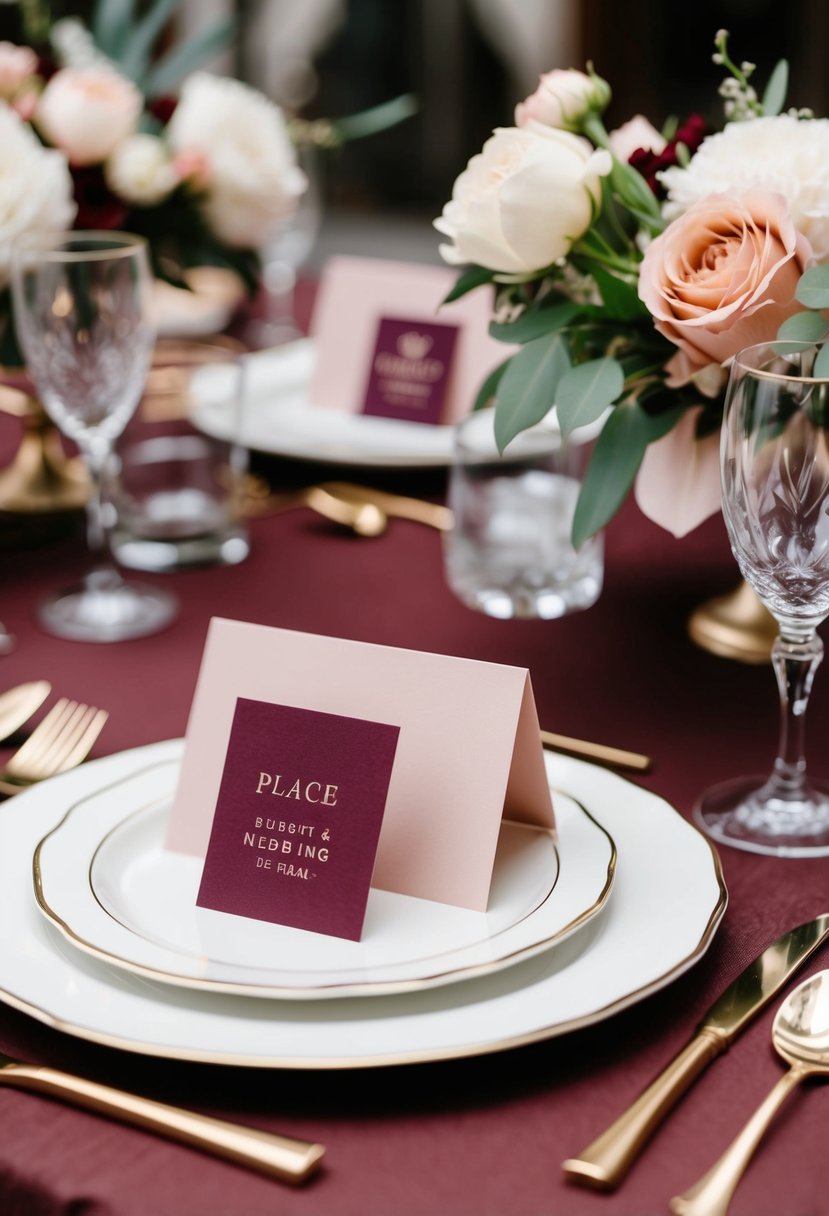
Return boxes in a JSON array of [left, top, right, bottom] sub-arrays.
[[695, 340, 829, 855], [444, 407, 603, 619], [10, 231, 176, 642], [242, 144, 321, 349]]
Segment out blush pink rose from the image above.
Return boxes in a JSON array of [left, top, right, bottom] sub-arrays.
[[36, 67, 142, 166], [638, 190, 813, 386]]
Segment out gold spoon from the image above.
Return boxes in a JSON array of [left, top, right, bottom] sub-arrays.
[[670, 969, 829, 1216]]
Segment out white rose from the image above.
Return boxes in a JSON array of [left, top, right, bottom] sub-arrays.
[[35, 66, 142, 166], [166, 72, 307, 249], [434, 124, 611, 274], [515, 69, 610, 131], [106, 134, 177, 205], [0, 101, 76, 290], [660, 115, 829, 263]]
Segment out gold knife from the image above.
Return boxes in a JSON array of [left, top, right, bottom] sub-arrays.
[[562, 912, 829, 1191], [0, 1052, 324, 1183]]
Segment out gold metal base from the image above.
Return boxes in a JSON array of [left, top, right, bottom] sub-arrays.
[[688, 581, 777, 664], [0, 388, 88, 514]]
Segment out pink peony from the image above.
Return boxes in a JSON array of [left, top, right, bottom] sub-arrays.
[[35, 67, 142, 166], [0, 41, 37, 102], [638, 190, 813, 386]]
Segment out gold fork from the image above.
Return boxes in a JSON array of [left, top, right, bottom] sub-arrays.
[[0, 698, 109, 796]]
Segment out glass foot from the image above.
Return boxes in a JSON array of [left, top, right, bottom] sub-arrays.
[[37, 568, 177, 643], [694, 774, 829, 857]]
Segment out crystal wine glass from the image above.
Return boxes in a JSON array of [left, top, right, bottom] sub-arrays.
[[10, 231, 176, 642], [695, 340, 829, 855]]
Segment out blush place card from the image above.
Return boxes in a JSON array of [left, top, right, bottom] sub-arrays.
[[196, 699, 399, 941], [307, 255, 516, 426], [166, 620, 554, 927]]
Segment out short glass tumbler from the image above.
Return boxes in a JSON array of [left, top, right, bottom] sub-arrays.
[[444, 407, 603, 619], [695, 340, 829, 856]]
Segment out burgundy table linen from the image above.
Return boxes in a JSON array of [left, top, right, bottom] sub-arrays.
[[1, 409, 829, 1216]]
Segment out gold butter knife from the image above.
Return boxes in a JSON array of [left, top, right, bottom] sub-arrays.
[[0, 1052, 324, 1183], [562, 912, 829, 1191], [539, 730, 651, 774]]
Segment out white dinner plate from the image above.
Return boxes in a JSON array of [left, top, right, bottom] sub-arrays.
[[191, 339, 459, 467], [0, 741, 725, 1069], [33, 756, 615, 999]]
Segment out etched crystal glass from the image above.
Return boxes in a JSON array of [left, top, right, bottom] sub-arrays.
[[11, 231, 176, 641], [695, 341, 829, 854]]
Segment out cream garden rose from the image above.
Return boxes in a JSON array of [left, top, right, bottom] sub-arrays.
[[435, 124, 611, 275], [638, 189, 812, 387], [35, 66, 142, 166], [0, 102, 75, 289], [166, 72, 306, 249], [515, 69, 610, 131]]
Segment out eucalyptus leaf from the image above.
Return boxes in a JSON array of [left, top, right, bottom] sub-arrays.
[[489, 300, 580, 344], [472, 357, 511, 412], [92, 0, 136, 58], [571, 401, 683, 547], [493, 333, 571, 452], [442, 265, 494, 304], [118, 0, 180, 81], [814, 343, 829, 379], [144, 17, 234, 95], [555, 357, 624, 437], [331, 94, 418, 142], [795, 265, 829, 309], [777, 311, 829, 344], [762, 59, 789, 116]]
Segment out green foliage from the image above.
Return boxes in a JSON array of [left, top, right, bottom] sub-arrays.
[[761, 59, 789, 116], [555, 357, 624, 436], [489, 300, 580, 344], [777, 311, 829, 344], [493, 333, 571, 452], [443, 266, 495, 304], [795, 266, 829, 310], [571, 401, 683, 547]]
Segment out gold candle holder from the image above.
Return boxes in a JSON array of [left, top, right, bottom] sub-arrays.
[[687, 580, 777, 664], [0, 383, 88, 515]]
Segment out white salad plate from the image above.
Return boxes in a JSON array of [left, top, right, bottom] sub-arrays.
[[33, 754, 615, 999], [1, 740, 725, 1070], [191, 339, 458, 467]]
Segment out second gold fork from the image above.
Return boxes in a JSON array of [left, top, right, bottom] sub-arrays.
[[0, 698, 108, 796]]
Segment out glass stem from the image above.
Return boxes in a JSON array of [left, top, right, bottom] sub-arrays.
[[81, 442, 111, 559], [769, 632, 823, 798]]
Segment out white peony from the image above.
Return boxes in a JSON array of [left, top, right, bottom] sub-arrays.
[[166, 72, 307, 249], [434, 124, 611, 275], [660, 115, 829, 263], [106, 134, 177, 206], [0, 101, 76, 290]]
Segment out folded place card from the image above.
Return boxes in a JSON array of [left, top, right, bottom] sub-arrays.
[[308, 255, 516, 426], [166, 620, 554, 933]]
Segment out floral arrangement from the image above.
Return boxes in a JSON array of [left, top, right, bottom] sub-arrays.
[[0, 0, 413, 365], [435, 31, 829, 544]]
